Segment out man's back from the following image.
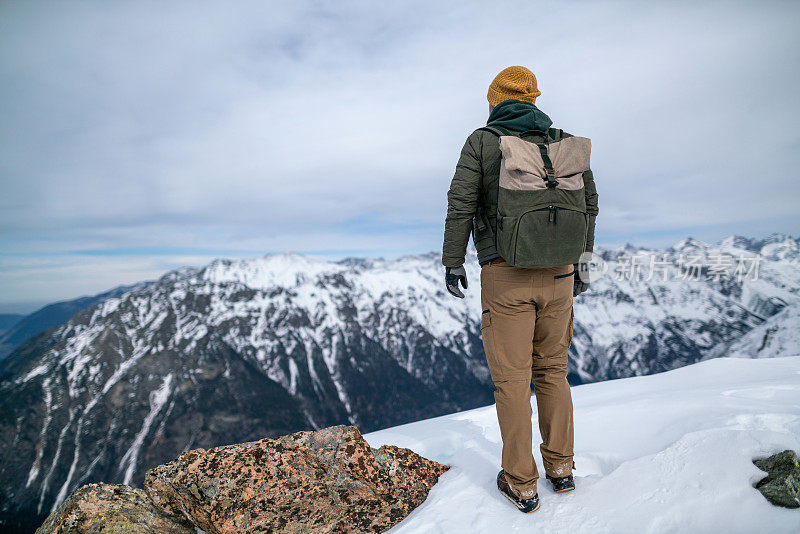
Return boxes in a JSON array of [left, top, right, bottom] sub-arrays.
[[440, 66, 597, 512], [442, 99, 598, 269]]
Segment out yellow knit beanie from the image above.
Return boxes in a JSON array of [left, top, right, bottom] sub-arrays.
[[487, 66, 541, 107]]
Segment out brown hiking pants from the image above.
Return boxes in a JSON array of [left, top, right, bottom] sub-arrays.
[[480, 257, 575, 497]]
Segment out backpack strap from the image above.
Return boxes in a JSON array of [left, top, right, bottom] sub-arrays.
[[543, 128, 564, 187], [519, 130, 560, 189], [538, 144, 558, 188], [478, 125, 511, 136], [482, 126, 563, 139], [472, 127, 505, 236], [547, 127, 564, 141]]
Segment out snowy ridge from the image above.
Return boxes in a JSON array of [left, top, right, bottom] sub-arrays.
[[0, 233, 798, 526], [366, 357, 800, 533]]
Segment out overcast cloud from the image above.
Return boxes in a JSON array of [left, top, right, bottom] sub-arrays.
[[1, 0, 799, 310]]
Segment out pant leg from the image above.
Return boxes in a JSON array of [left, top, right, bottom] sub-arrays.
[[531, 264, 575, 478], [480, 259, 539, 496]]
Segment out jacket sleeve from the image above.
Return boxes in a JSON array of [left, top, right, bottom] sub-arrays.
[[442, 132, 482, 267], [583, 169, 599, 253]]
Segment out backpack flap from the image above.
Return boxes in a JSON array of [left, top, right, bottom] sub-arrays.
[[498, 136, 590, 192]]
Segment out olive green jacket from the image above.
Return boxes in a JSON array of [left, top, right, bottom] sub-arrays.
[[441, 100, 599, 268]]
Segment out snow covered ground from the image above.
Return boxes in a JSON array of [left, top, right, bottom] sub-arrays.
[[366, 357, 800, 533]]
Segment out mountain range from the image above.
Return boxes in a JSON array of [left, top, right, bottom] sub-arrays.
[[0, 314, 23, 339], [0, 233, 798, 533], [0, 285, 142, 361]]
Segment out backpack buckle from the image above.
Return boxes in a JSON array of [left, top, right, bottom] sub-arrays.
[[545, 168, 558, 188]]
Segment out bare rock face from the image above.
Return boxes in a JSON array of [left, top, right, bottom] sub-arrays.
[[144, 425, 449, 533], [35, 483, 194, 534], [33, 426, 447, 533], [753, 449, 800, 508]]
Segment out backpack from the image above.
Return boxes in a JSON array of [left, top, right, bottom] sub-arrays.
[[480, 125, 591, 268]]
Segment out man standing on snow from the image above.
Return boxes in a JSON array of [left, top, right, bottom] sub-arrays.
[[441, 66, 598, 513]]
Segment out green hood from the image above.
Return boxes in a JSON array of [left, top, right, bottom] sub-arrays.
[[486, 99, 553, 133]]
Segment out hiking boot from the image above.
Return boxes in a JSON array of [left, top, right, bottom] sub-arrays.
[[546, 473, 575, 493], [497, 470, 541, 513]]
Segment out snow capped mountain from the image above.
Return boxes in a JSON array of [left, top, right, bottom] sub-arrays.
[[366, 356, 800, 532], [0, 234, 798, 532], [572, 233, 799, 379], [0, 283, 144, 360], [0, 251, 491, 532]]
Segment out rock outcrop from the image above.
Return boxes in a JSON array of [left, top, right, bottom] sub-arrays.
[[35, 483, 194, 534], [36, 425, 448, 533], [753, 449, 800, 508], [145, 425, 449, 533]]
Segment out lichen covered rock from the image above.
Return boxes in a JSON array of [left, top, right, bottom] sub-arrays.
[[144, 425, 449, 533], [35, 483, 194, 534], [753, 449, 800, 508]]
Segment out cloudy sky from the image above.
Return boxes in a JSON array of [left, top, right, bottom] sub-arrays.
[[1, 0, 798, 312]]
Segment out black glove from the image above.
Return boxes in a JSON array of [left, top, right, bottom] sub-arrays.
[[445, 266, 468, 298], [573, 263, 590, 297]]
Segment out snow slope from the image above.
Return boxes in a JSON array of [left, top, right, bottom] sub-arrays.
[[366, 357, 800, 533]]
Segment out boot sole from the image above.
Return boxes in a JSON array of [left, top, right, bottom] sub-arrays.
[[500, 490, 541, 513], [553, 486, 575, 493]]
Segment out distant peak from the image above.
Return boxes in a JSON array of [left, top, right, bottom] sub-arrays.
[[671, 237, 709, 251]]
